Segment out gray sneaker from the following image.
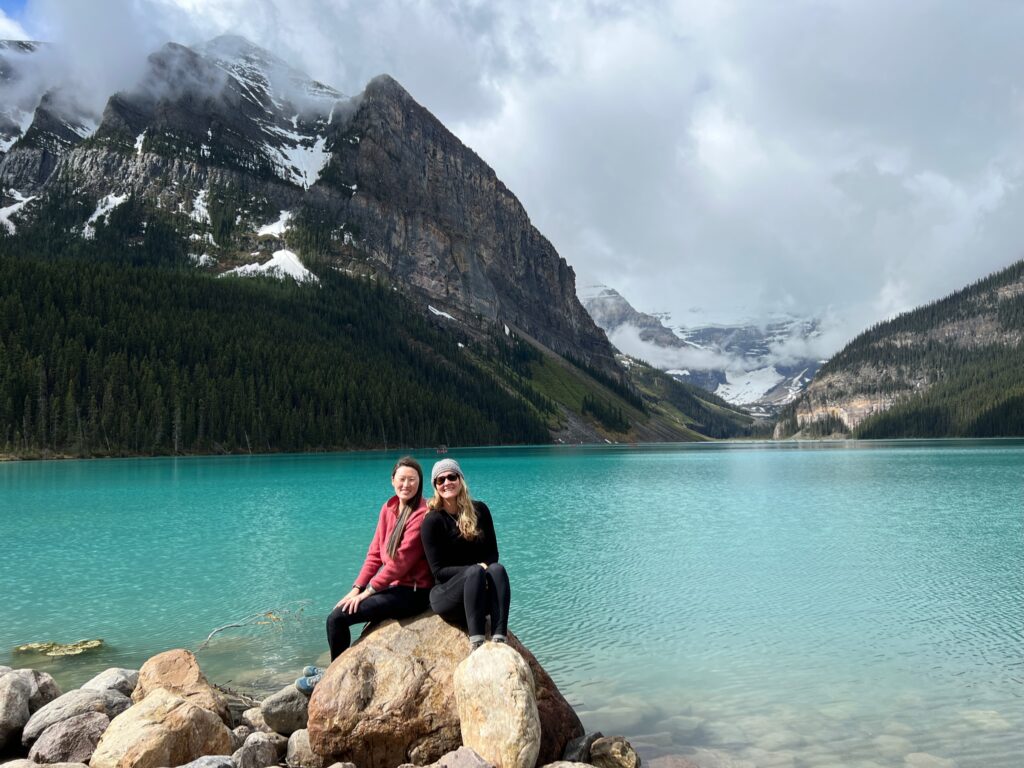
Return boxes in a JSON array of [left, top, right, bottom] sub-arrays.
[[295, 672, 322, 694], [302, 665, 324, 677]]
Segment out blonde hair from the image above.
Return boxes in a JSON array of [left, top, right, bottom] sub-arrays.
[[429, 477, 482, 540]]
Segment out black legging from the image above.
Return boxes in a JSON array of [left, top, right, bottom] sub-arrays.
[[429, 562, 511, 639], [325, 586, 430, 659]]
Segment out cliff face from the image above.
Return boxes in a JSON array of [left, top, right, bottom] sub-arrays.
[[1, 36, 619, 380], [777, 261, 1024, 437]]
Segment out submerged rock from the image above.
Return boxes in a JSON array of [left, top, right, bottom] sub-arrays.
[[12, 640, 104, 657], [454, 644, 540, 768], [308, 613, 581, 768]]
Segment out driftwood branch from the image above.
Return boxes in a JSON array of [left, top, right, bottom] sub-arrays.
[[197, 599, 312, 650]]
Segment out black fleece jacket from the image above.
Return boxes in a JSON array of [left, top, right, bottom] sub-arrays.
[[419, 501, 499, 584]]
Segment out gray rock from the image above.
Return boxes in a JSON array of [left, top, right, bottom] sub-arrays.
[[80, 668, 139, 698], [233, 731, 287, 768], [101, 690, 131, 718], [178, 756, 237, 768], [0, 666, 13, 677], [8, 670, 63, 713], [232, 725, 253, 752], [0, 761, 89, 768], [260, 685, 308, 737], [241, 707, 273, 733], [0, 673, 32, 751], [562, 732, 603, 763], [27, 710, 109, 764], [430, 747, 496, 768], [324, 764, 357, 768], [286, 729, 322, 768], [21, 689, 107, 746]]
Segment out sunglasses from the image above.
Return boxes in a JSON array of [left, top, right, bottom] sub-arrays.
[[434, 473, 461, 486]]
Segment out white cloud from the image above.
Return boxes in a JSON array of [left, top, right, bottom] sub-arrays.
[[0, 9, 29, 39]]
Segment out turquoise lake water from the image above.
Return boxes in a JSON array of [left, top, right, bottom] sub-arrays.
[[1, 441, 1022, 767]]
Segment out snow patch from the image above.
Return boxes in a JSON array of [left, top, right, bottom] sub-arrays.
[[666, 369, 690, 376], [0, 189, 36, 234], [134, 131, 146, 155], [222, 249, 319, 284], [190, 253, 216, 267], [503, 323, 510, 336], [429, 305, 457, 321], [82, 193, 128, 239], [715, 366, 786, 406], [190, 189, 210, 224], [262, 125, 332, 188], [257, 210, 292, 236]]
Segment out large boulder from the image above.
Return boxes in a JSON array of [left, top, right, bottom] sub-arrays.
[[6, 670, 63, 713], [27, 710, 109, 764], [308, 614, 582, 768], [90, 688, 233, 768], [133, 649, 230, 724], [22, 689, 108, 746], [453, 644, 540, 768], [260, 685, 308, 736], [81, 669, 140, 698], [0, 672, 32, 751]]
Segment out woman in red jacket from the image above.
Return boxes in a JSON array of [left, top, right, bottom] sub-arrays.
[[295, 456, 432, 693]]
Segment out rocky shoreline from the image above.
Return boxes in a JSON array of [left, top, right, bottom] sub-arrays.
[[1, 614, 645, 768]]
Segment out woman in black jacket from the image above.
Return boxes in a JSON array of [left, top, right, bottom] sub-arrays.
[[420, 458, 511, 652]]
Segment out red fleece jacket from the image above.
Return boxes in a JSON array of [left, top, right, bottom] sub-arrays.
[[355, 496, 433, 591]]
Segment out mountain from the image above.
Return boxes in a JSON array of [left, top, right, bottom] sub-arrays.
[[776, 259, 1024, 438], [0, 35, 753, 456], [580, 285, 822, 415]]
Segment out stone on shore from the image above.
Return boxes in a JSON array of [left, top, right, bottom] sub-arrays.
[[6, 670, 63, 713], [22, 689, 109, 746], [81, 669, 140, 698], [0, 761, 89, 768], [90, 688, 232, 768], [232, 731, 287, 768], [562, 732, 603, 763], [454, 644, 540, 768], [542, 763, 595, 768], [240, 708, 273, 733], [133, 650, 230, 725], [231, 725, 252, 752], [260, 685, 308, 736], [0, 673, 32, 751], [308, 614, 582, 768], [590, 737, 641, 768], [177, 757, 236, 768], [409, 746, 496, 768], [27, 710, 109, 764], [285, 728, 323, 768]]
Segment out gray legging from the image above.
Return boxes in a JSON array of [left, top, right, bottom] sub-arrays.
[[428, 562, 511, 638]]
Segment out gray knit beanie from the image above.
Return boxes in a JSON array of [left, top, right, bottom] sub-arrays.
[[431, 458, 463, 485]]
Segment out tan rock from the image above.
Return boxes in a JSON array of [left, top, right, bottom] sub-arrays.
[[308, 613, 581, 768], [90, 688, 232, 768], [454, 644, 540, 768], [591, 737, 641, 768], [286, 728, 324, 768], [132, 649, 230, 724], [541, 763, 596, 768], [241, 707, 273, 733]]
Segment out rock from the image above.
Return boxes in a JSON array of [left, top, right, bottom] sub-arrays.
[[178, 757, 236, 768], [0, 761, 89, 768], [424, 747, 495, 768], [90, 688, 233, 768], [324, 764, 357, 768], [260, 685, 308, 736], [0, 672, 32, 751], [454, 644, 540, 768], [12, 640, 104, 657], [231, 725, 252, 752], [81, 669, 140, 698], [286, 729, 322, 768], [0, 666, 12, 676], [102, 691, 132, 718], [308, 614, 581, 768], [649, 751, 747, 768], [133, 649, 230, 724], [232, 731, 287, 768], [7, 670, 63, 713], [562, 732, 603, 763], [542, 763, 595, 768], [241, 708, 273, 733], [654, 716, 704, 742], [590, 737, 641, 768], [22, 689, 108, 746], [27, 710, 109, 764]]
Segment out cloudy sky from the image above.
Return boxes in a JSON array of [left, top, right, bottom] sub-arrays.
[[4, 0, 1024, 357]]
